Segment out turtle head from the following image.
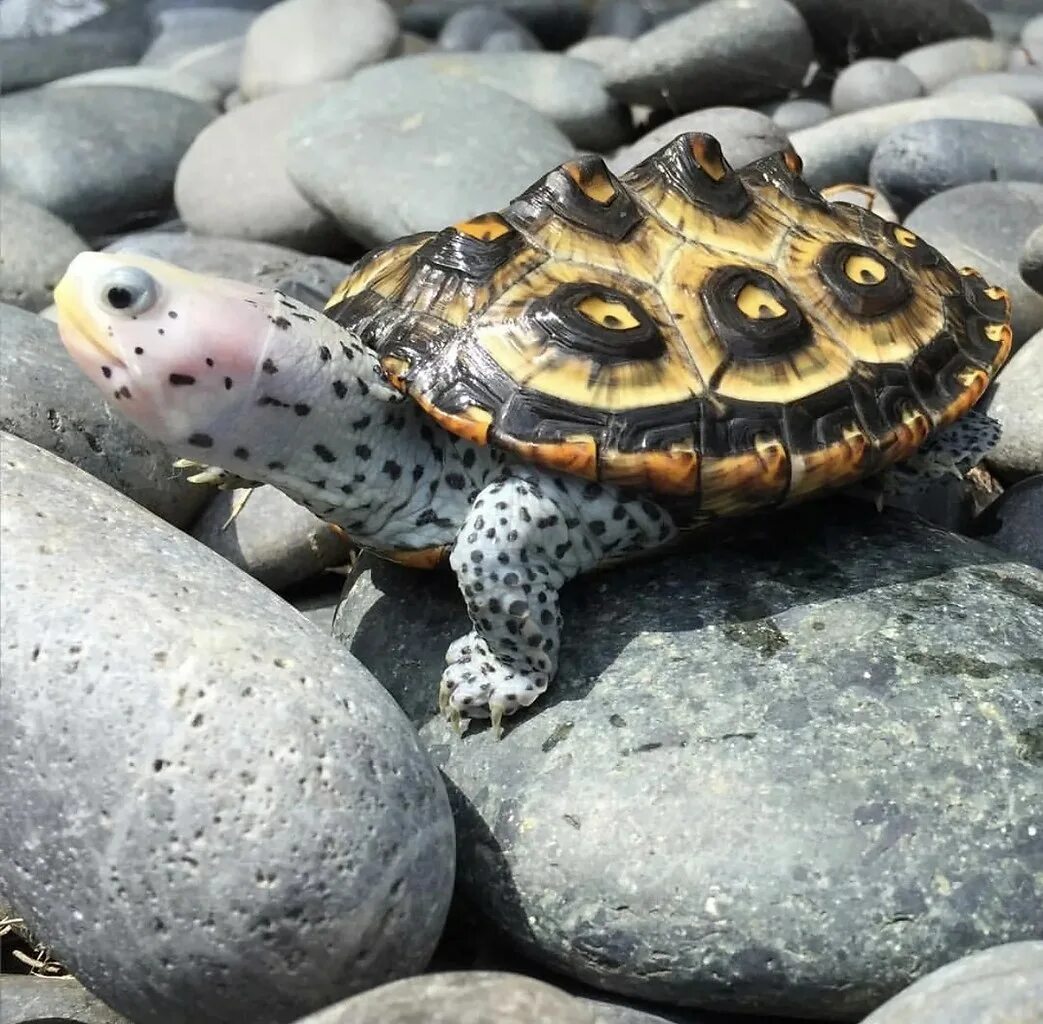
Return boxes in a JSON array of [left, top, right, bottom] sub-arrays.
[[54, 251, 298, 458]]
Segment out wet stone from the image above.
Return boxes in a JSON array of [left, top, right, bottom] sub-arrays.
[[973, 477, 1043, 572], [830, 58, 923, 114], [334, 500, 1043, 1020], [437, 5, 541, 51], [605, 0, 814, 113], [983, 330, 1043, 482], [0, 433, 456, 1024], [0, 303, 209, 529], [896, 37, 1010, 91]]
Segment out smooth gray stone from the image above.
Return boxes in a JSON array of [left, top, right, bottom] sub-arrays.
[[830, 58, 923, 114], [610, 107, 789, 173], [935, 71, 1043, 117], [983, 331, 1043, 482], [0, 303, 209, 528], [174, 83, 347, 253], [1025, 14, 1043, 45], [144, 34, 246, 94], [0, 433, 455, 1024], [566, 35, 629, 70], [1021, 224, 1043, 294], [45, 64, 224, 106], [605, 0, 813, 111], [400, 0, 589, 48], [1, 0, 110, 36], [766, 97, 831, 131], [140, 6, 253, 65], [587, 0, 652, 39], [0, 974, 130, 1024], [788, 93, 1038, 188], [861, 942, 1043, 1024], [904, 182, 1043, 348], [897, 38, 1010, 91], [481, 28, 540, 51], [974, 477, 1043, 572], [788, 0, 991, 64], [391, 52, 631, 151], [239, 0, 401, 100], [437, 6, 541, 51], [191, 484, 355, 592], [286, 62, 575, 247], [333, 501, 1043, 1020], [0, 189, 86, 312], [0, 86, 214, 236], [868, 119, 1043, 216]]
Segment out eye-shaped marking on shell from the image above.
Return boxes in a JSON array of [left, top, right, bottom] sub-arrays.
[[736, 283, 787, 320], [576, 294, 640, 330], [984, 285, 1008, 302], [893, 226, 919, 249], [819, 242, 911, 318], [453, 213, 512, 241]]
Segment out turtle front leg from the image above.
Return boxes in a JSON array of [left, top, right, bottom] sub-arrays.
[[441, 472, 676, 737]]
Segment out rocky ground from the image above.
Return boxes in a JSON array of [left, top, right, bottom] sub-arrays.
[[1, 0, 1042, 1022]]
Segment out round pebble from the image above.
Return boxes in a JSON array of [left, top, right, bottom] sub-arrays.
[[897, 37, 1010, 91], [984, 330, 1043, 482], [766, 97, 831, 131], [868, 119, 1043, 216], [286, 61, 575, 246], [437, 5, 541, 51], [605, 0, 814, 112], [45, 63, 224, 106], [400, 1, 588, 49], [933, 71, 1043, 118], [1021, 224, 1043, 294], [830, 58, 923, 114], [240, 0, 401, 100], [0, 432, 456, 1024], [587, 0, 653, 39]]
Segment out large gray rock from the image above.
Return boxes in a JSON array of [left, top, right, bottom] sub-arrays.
[[861, 942, 1043, 1024], [983, 330, 1043, 482], [287, 62, 575, 246], [174, 84, 346, 253], [897, 37, 1010, 91], [334, 501, 1043, 1020], [0, 433, 455, 1024], [605, 0, 813, 112], [240, 0, 400, 100], [934, 71, 1043, 117], [868, 119, 1043, 216], [0, 189, 86, 312], [46, 64, 224, 106], [830, 58, 923, 114], [0, 974, 130, 1024], [1021, 224, 1043, 294], [0, 303, 209, 528], [0, 85, 215, 237], [904, 182, 1043, 349], [789, 93, 1038, 188], [387, 53, 631, 151]]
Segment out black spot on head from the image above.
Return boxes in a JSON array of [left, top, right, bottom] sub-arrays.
[[412, 464, 424, 482], [355, 444, 372, 460], [270, 315, 291, 330], [234, 446, 249, 459], [168, 310, 178, 319], [157, 328, 164, 336], [503, 571, 519, 587], [188, 432, 213, 448], [589, 520, 606, 536], [356, 377, 370, 396], [134, 346, 144, 355], [340, 483, 353, 495], [262, 358, 278, 374], [101, 366, 112, 378], [294, 403, 310, 416], [205, 357, 214, 367], [445, 472, 466, 490], [113, 386, 132, 400], [224, 377, 233, 390], [313, 443, 336, 463], [169, 373, 195, 386], [462, 449, 477, 469], [268, 460, 284, 470], [332, 380, 347, 399]]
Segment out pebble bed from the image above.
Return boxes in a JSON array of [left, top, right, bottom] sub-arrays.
[[1, 1, 1041, 1023]]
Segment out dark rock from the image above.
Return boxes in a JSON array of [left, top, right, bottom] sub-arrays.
[[983, 330, 1043, 482], [0, 433, 456, 1024], [605, 0, 814, 112], [788, 93, 1036, 188], [0, 974, 130, 1024], [0, 85, 214, 236], [788, 0, 992, 65], [239, 0, 400, 100], [765, 97, 831, 131], [973, 478, 1043, 571], [934, 70, 1043, 117], [437, 5, 541, 51], [830, 58, 923, 114], [588, 0, 654, 39], [897, 37, 1009, 90], [0, 303, 209, 528], [904, 182, 1043, 348], [45, 63, 224, 106], [286, 62, 574, 247], [868, 119, 1043, 216], [400, 0, 588, 49], [1021, 224, 1043, 294], [0, 189, 86, 312], [333, 501, 1043, 1020], [861, 942, 1043, 1024]]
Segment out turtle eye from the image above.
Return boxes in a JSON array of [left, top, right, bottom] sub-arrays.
[[97, 267, 158, 317]]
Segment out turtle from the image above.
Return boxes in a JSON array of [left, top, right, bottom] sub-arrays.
[[52, 131, 1012, 737]]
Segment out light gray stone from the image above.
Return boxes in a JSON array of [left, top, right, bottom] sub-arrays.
[[287, 62, 575, 246], [174, 84, 346, 253], [0, 303, 209, 528], [334, 502, 1043, 1020], [0, 974, 131, 1024], [140, 6, 254, 66], [240, 0, 400, 100], [399, 0, 588, 49], [0, 189, 86, 312], [789, 93, 1038, 188], [0, 432, 455, 1024], [605, 0, 814, 111], [437, 6, 541, 51], [934, 71, 1043, 117], [830, 58, 923, 114], [766, 97, 831, 132], [45, 64, 223, 106], [897, 37, 1010, 91], [983, 331, 1043, 482], [1021, 224, 1043, 294], [147, 34, 246, 95], [566, 35, 629, 71]]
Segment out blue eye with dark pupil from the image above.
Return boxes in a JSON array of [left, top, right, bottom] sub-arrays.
[[98, 266, 158, 316]]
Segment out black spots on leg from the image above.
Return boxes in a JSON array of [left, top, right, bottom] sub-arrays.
[[554, 542, 571, 559], [313, 443, 336, 463], [340, 483, 353, 495], [507, 530, 519, 543], [293, 403, 311, 417], [188, 432, 213, 448], [262, 358, 278, 375], [233, 446, 249, 460], [539, 609, 554, 626], [269, 315, 291, 330], [519, 507, 532, 524], [462, 448, 477, 469], [508, 600, 526, 616], [536, 514, 559, 529], [612, 504, 626, 520], [268, 460, 285, 470], [470, 551, 484, 564], [503, 571, 519, 587], [497, 551, 510, 564], [582, 482, 602, 500], [589, 520, 606, 536], [488, 598, 502, 614], [641, 499, 662, 520], [382, 460, 402, 481], [168, 373, 195, 386], [258, 395, 288, 408], [356, 376, 370, 397], [319, 345, 331, 362], [351, 414, 371, 431], [355, 443, 372, 460], [445, 472, 466, 490], [332, 380, 347, 399], [412, 464, 425, 482]]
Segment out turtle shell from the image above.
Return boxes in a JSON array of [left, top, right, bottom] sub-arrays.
[[324, 132, 1012, 517]]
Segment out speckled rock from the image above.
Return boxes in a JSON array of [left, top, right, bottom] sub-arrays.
[[904, 182, 1043, 348], [45, 64, 223, 106], [983, 331, 1043, 482], [566, 35, 629, 70], [605, 0, 813, 112], [174, 84, 346, 253], [765, 97, 831, 131], [897, 37, 1009, 91], [287, 62, 574, 246], [788, 93, 1037, 188], [0, 86, 215, 236], [974, 477, 1043, 572], [934, 71, 1043, 117], [400, 0, 588, 48], [610, 107, 789, 173], [1021, 225, 1043, 294], [0, 189, 86, 312], [788, 0, 991, 64], [392, 52, 630, 151], [191, 484, 354, 591], [334, 501, 1043, 1020], [0, 304, 209, 528], [830, 58, 923, 114], [437, 6, 541, 51], [0, 974, 130, 1024], [0, 433, 455, 1024], [867, 119, 1043, 216], [861, 942, 1043, 1024], [240, 0, 400, 100]]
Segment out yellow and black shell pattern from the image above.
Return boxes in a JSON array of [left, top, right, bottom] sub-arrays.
[[324, 132, 1012, 518]]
